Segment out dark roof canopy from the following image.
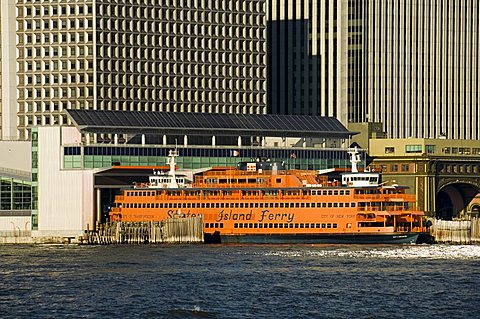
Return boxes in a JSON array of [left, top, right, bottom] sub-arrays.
[[66, 110, 355, 138]]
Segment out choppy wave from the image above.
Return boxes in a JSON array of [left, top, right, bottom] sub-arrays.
[[257, 244, 480, 260]]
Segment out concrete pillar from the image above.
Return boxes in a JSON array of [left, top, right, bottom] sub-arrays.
[[238, 136, 242, 147], [212, 136, 216, 146], [141, 134, 145, 145], [114, 134, 118, 145], [261, 136, 265, 147], [96, 188, 101, 229], [184, 135, 188, 147], [302, 138, 306, 148], [85, 133, 90, 145], [163, 134, 167, 145]]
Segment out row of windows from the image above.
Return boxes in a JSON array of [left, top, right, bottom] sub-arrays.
[[82, 146, 351, 160], [122, 202, 357, 209], [126, 189, 352, 197], [19, 5, 93, 17], [231, 223, 338, 229]]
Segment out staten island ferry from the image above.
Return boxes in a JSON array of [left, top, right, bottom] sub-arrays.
[[109, 148, 425, 244]]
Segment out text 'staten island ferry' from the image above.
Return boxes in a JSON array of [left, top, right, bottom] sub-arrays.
[[109, 148, 425, 244]]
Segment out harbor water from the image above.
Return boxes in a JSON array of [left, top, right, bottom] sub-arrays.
[[1, 244, 480, 319]]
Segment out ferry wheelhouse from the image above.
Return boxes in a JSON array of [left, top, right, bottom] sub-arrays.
[[109, 149, 425, 244]]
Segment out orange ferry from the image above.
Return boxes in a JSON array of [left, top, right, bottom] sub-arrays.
[[109, 148, 424, 244]]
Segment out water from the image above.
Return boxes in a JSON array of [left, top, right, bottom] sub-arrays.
[[1, 244, 480, 319]]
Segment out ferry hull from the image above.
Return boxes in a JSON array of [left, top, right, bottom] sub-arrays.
[[206, 233, 420, 245]]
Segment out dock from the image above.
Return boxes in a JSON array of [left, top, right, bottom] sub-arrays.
[[428, 218, 480, 244], [83, 216, 204, 244]]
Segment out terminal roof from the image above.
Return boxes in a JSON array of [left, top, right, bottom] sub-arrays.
[[66, 110, 355, 138]]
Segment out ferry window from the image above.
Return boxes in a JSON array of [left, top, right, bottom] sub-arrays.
[[186, 203, 191, 208], [300, 223, 304, 228], [334, 203, 338, 208], [254, 224, 258, 228], [328, 203, 332, 208], [258, 223, 263, 228], [269, 203, 273, 208], [311, 223, 315, 228], [201, 203, 205, 208], [255, 203, 259, 208], [322, 203, 327, 208], [234, 223, 238, 228], [289, 224, 294, 228], [215, 203, 219, 208], [306, 203, 310, 208], [328, 190, 333, 195], [279, 203, 284, 208], [173, 203, 177, 208], [311, 191, 316, 195], [220, 223, 224, 228], [351, 203, 356, 207], [295, 223, 299, 228], [345, 203, 349, 207], [334, 190, 338, 195], [143, 191, 147, 196], [346, 191, 350, 195], [275, 203, 279, 208], [235, 203, 239, 208], [333, 223, 337, 228], [327, 223, 332, 228], [316, 223, 320, 228], [284, 223, 289, 228], [321, 223, 326, 228], [238, 223, 243, 228], [340, 191, 344, 195], [269, 223, 273, 228], [322, 191, 327, 195], [279, 224, 283, 228], [209, 223, 214, 228], [159, 204, 163, 208], [147, 203, 151, 208], [205, 203, 210, 208], [244, 223, 248, 228], [249, 223, 253, 228], [215, 223, 219, 228], [239, 203, 244, 208], [225, 203, 230, 208], [305, 223, 309, 228], [339, 203, 344, 208], [346, 223, 352, 228], [295, 203, 299, 208], [142, 203, 146, 208], [276, 178, 282, 183], [316, 203, 321, 208], [205, 224, 209, 228]]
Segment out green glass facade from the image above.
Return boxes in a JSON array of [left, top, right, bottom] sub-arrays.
[[0, 177, 32, 211], [63, 146, 357, 170]]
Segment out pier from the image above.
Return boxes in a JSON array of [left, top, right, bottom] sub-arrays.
[[429, 218, 480, 244], [83, 216, 203, 244]]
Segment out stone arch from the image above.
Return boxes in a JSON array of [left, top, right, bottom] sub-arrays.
[[436, 181, 480, 220]]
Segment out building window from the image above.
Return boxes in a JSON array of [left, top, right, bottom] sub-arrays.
[[391, 164, 398, 172], [405, 145, 422, 153], [401, 164, 410, 172], [425, 145, 436, 154], [385, 147, 395, 154]]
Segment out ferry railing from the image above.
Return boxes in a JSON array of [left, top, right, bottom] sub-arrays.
[[353, 193, 416, 201], [115, 195, 124, 201]]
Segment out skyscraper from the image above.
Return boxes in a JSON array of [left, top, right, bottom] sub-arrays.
[[266, 0, 348, 124], [1, 0, 267, 140], [267, 1, 480, 140]]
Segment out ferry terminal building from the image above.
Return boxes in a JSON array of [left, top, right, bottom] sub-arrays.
[[3, 110, 360, 241]]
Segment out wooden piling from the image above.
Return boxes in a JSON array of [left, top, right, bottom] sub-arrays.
[[84, 216, 203, 245], [429, 218, 480, 244]]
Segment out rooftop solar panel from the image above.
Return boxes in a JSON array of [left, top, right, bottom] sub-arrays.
[[65, 110, 354, 138]]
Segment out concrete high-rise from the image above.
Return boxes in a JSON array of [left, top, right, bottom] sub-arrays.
[[1, 0, 267, 140], [266, 0, 348, 125], [267, 1, 480, 140]]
